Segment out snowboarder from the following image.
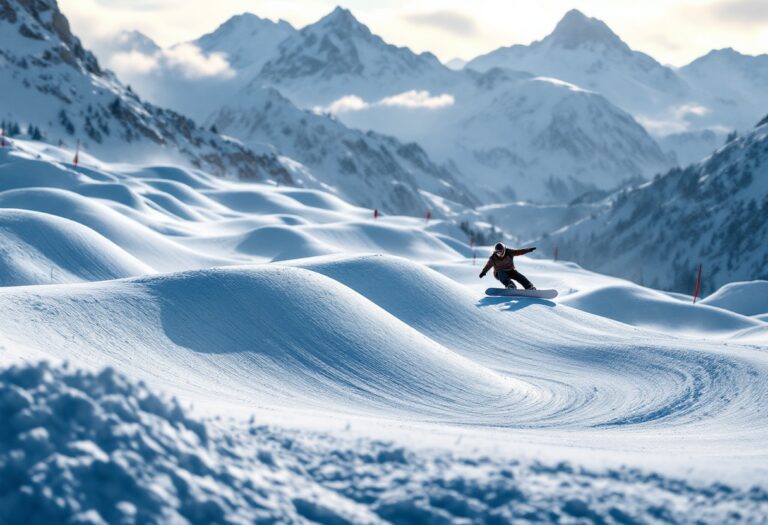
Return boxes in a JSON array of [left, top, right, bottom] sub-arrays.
[[479, 242, 537, 290]]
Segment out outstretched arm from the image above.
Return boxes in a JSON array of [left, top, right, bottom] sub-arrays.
[[509, 247, 536, 256], [479, 258, 494, 278]]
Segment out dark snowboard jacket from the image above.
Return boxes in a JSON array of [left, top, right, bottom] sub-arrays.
[[481, 248, 535, 276]]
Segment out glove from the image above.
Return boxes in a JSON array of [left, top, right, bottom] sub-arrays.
[[530, 247, 537, 252], [479, 271, 486, 278]]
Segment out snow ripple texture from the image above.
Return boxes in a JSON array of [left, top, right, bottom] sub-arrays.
[[0, 140, 766, 501], [1, 362, 766, 525]]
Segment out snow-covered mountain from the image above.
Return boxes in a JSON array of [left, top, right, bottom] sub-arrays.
[[0, 0, 291, 181], [241, 8, 672, 203], [464, 10, 768, 163], [79, 6, 674, 205], [445, 57, 467, 70], [679, 48, 768, 131], [540, 115, 768, 292], [657, 129, 722, 166], [82, 8, 476, 216], [254, 6, 453, 107], [91, 15, 297, 121], [208, 87, 478, 215], [98, 29, 161, 57], [193, 13, 295, 73], [448, 70, 671, 202], [466, 10, 690, 121]]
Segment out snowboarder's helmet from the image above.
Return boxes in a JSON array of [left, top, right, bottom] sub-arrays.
[[494, 242, 505, 255]]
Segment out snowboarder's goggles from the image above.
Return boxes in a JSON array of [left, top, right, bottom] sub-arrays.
[[494, 247, 504, 255]]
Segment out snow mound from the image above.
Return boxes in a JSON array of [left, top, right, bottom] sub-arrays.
[[301, 222, 460, 260], [0, 188, 226, 273], [701, 280, 768, 317], [0, 209, 151, 286], [559, 283, 765, 338], [235, 225, 334, 260], [2, 361, 765, 524]]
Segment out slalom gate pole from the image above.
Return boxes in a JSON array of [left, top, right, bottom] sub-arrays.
[[693, 264, 702, 304]]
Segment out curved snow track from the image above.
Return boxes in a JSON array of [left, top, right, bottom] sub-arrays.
[[1, 257, 766, 448], [0, 141, 766, 481]]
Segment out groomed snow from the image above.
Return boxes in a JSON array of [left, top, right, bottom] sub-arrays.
[[0, 138, 767, 521]]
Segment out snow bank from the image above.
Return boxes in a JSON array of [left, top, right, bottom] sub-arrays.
[[2, 362, 765, 524], [0, 361, 352, 524], [701, 280, 768, 317]]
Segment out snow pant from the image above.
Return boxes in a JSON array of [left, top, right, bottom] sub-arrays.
[[495, 269, 534, 290]]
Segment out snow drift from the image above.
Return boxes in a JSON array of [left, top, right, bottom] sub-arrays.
[[2, 361, 765, 525]]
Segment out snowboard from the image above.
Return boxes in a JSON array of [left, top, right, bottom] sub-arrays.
[[485, 288, 558, 299]]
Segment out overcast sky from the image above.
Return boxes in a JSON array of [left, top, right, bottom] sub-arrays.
[[60, 0, 768, 66]]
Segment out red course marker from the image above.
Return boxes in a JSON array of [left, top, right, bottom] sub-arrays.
[[693, 264, 702, 304]]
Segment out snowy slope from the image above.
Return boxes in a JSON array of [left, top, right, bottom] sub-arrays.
[[208, 87, 478, 216], [658, 128, 723, 166], [0, 0, 291, 181], [0, 138, 471, 285], [0, 135, 766, 521], [478, 198, 607, 242], [337, 69, 670, 202], [95, 29, 161, 58], [539, 115, 768, 293]]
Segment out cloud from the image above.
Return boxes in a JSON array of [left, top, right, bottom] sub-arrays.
[[673, 103, 710, 119], [378, 90, 455, 109], [109, 50, 160, 75], [403, 10, 478, 36], [315, 95, 370, 114], [107, 44, 235, 80], [315, 91, 455, 114], [162, 44, 235, 79], [712, 0, 768, 24]]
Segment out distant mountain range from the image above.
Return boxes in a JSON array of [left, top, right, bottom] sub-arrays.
[[466, 10, 768, 164], [96, 7, 673, 204], [538, 115, 768, 292]]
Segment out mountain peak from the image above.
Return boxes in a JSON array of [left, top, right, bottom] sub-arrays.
[[208, 12, 293, 37], [545, 9, 627, 51], [327, 6, 356, 21], [316, 6, 368, 33]]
